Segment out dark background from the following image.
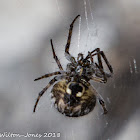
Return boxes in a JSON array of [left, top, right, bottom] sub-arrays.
[[0, 0, 140, 140]]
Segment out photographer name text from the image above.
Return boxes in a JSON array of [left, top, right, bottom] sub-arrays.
[[0, 132, 60, 138]]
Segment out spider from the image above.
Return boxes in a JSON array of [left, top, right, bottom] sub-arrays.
[[33, 15, 113, 117]]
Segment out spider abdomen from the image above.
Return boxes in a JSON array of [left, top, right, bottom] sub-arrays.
[[51, 80, 96, 117]]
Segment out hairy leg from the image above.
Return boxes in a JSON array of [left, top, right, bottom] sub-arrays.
[[92, 85, 108, 114], [50, 39, 63, 70], [91, 76, 105, 83], [95, 62, 107, 83], [33, 76, 57, 112], [85, 48, 113, 73], [34, 71, 65, 81], [65, 15, 80, 64], [33, 75, 67, 112]]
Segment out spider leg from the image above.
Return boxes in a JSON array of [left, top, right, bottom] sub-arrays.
[[85, 51, 108, 82], [88, 51, 93, 63], [85, 48, 113, 73], [91, 76, 105, 83], [91, 48, 103, 69], [34, 71, 65, 81], [92, 86, 108, 114], [92, 48, 113, 73], [33, 75, 67, 112], [50, 39, 63, 70], [65, 15, 80, 64], [99, 98, 108, 114], [33, 77, 57, 112], [95, 62, 107, 83], [99, 50, 113, 73]]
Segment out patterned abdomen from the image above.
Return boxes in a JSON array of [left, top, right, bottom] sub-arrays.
[[51, 80, 96, 117]]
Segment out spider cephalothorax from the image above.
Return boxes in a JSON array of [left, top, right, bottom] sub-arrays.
[[33, 15, 113, 117]]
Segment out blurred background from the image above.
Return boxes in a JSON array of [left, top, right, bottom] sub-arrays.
[[0, 0, 140, 140]]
